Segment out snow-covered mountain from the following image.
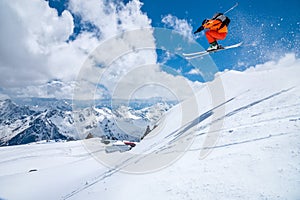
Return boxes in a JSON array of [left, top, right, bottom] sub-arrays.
[[0, 56, 299, 200], [0, 99, 72, 146], [0, 98, 173, 146]]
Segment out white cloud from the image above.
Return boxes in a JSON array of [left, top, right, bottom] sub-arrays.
[[161, 14, 194, 41], [0, 0, 75, 88], [187, 68, 202, 75], [0, 0, 203, 101], [216, 53, 300, 84], [0, 0, 153, 99], [68, 0, 118, 40], [8, 80, 77, 99], [245, 53, 300, 72], [68, 0, 151, 40], [96, 53, 198, 101]]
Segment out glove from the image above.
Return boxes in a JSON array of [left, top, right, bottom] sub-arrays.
[[202, 19, 209, 25], [194, 26, 204, 34]]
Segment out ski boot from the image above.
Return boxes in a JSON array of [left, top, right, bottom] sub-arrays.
[[207, 41, 223, 52]]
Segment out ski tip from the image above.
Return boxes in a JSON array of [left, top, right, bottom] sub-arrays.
[[229, 42, 243, 48]]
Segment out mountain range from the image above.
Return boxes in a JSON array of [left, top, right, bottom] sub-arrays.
[[0, 98, 174, 146]]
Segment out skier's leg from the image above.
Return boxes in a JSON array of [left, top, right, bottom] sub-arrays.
[[205, 30, 227, 51], [205, 30, 227, 43], [205, 30, 216, 43]]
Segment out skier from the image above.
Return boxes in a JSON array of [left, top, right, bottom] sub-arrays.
[[194, 13, 230, 51]]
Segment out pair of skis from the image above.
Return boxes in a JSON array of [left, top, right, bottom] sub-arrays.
[[183, 42, 243, 59]]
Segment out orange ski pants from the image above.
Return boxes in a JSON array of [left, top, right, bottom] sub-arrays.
[[205, 30, 227, 43]]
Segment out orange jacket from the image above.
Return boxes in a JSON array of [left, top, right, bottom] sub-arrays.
[[203, 19, 228, 33]]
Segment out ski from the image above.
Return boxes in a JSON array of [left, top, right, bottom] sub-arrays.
[[183, 42, 242, 59]]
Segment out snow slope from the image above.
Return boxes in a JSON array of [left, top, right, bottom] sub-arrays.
[[0, 55, 300, 200]]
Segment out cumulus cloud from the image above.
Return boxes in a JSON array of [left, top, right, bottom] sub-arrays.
[[187, 68, 202, 75], [216, 53, 300, 81], [94, 51, 197, 101], [161, 14, 194, 41], [0, 0, 203, 101], [0, 0, 153, 98], [246, 53, 300, 72], [68, 0, 151, 40], [0, 0, 75, 88]]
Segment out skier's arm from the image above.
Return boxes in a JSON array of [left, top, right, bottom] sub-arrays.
[[193, 19, 208, 34], [194, 26, 204, 34], [203, 19, 221, 29]]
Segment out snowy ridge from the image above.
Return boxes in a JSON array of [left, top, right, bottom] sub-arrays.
[[0, 99, 172, 146], [0, 57, 300, 199]]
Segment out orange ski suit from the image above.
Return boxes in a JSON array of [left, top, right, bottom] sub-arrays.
[[203, 19, 228, 43]]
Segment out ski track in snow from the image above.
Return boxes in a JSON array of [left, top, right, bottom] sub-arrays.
[[148, 87, 296, 153]]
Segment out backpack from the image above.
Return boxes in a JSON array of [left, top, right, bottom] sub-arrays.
[[212, 13, 230, 29]]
